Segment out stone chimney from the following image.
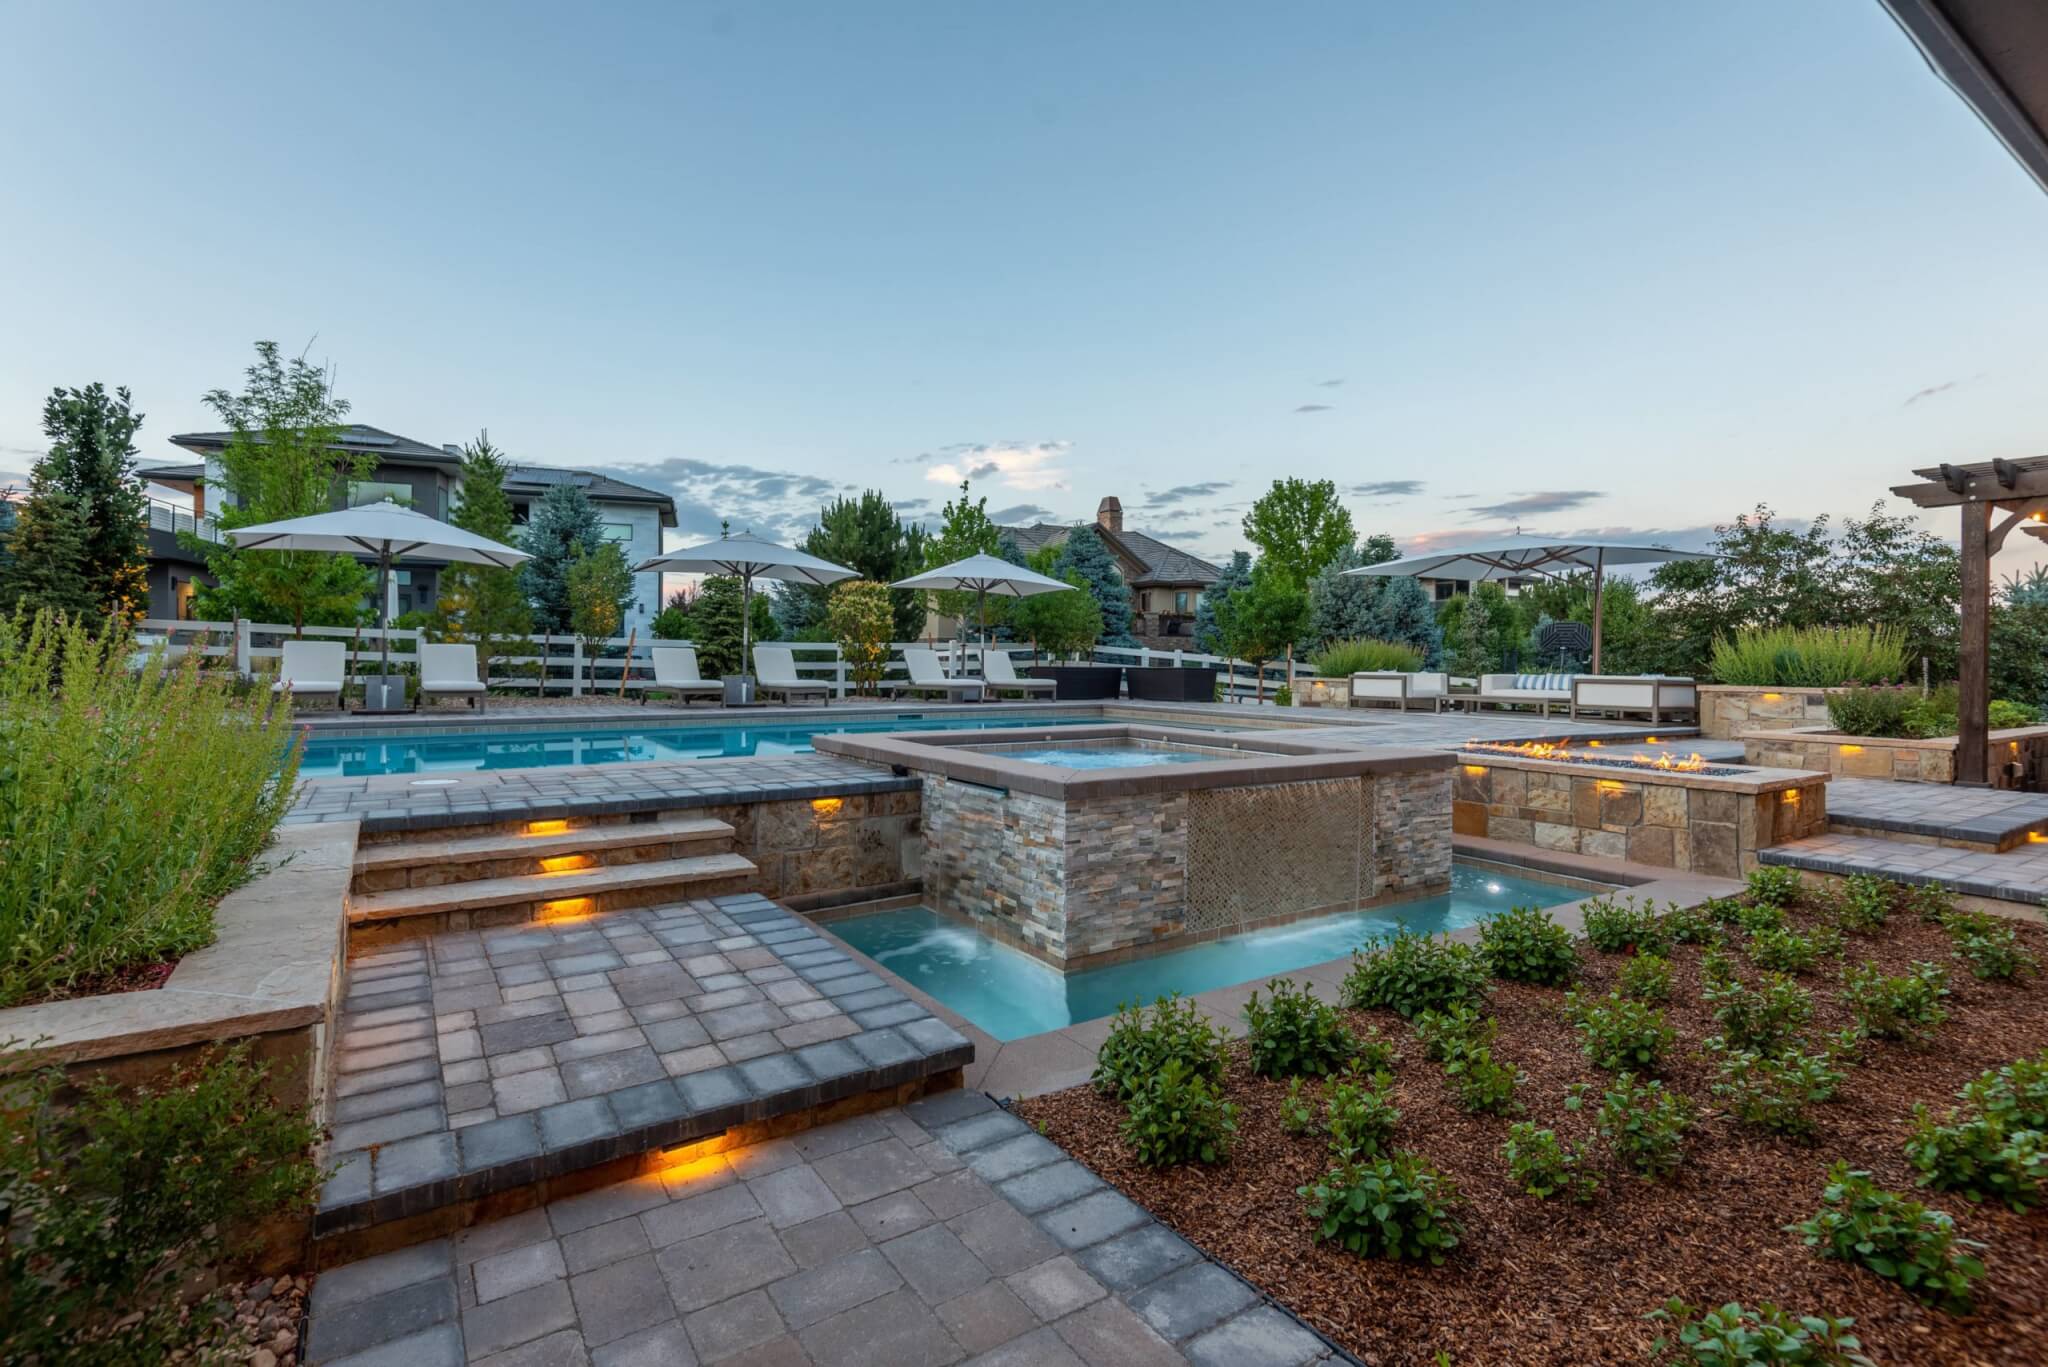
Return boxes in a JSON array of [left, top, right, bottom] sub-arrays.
[[1096, 495, 1123, 533]]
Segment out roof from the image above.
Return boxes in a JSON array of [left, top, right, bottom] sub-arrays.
[[504, 465, 678, 528], [138, 462, 205, 483], [1881, 0, 2048, 195], [170, 423, 460, 466], [999, 521, 1222, 587]]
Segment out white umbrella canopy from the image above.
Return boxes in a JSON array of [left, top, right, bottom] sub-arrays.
[[633, 534, 856, 676], [227, 499, 531, 677], [1344, 536, 1711, 672], [892, 553, 1076, 668]]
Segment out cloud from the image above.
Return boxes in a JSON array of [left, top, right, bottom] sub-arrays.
[[1293, 404, 1333, 414], [989, 503, 1057, 524], [606, 455, 851, 547], [1351, 480, 1425, 499], [1904, 380, 1958, 407], [925, 440, 1071, 492], [1316, 379, 1344, 388], [1144, 481, 1233, 506], [1464, 490, 1604, 520]]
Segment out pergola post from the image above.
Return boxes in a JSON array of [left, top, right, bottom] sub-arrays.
[[1588, 547, 1606, 675], [1958, 502, 1991, 786]]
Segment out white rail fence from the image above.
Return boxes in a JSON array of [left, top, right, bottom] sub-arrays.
[[134, 619, 1314, 702]]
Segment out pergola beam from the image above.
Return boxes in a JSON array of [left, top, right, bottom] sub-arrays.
[[1893, 456, 2048, 508]]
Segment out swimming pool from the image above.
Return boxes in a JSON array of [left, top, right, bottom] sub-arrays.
[[827, 862, 1586, 1040], [981, 743, 1224, 769], [298, 714, 1113, 778]]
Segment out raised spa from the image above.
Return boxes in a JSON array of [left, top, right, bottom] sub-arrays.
[[813, 723, 1454, 968]]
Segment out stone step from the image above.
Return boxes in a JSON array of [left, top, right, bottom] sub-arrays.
[[352, 816, 736, 892], [1759, 833, 2048, 910], [347, 854, 759, 936], [1822, 777, 2048, 853]]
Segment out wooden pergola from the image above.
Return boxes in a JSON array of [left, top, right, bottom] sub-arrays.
[[1890, 457, 2048, 786]]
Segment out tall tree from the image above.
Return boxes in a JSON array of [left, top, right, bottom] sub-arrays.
[[434, 432, 532, 679], [192, 341, 375, 632], [1215, 563, 1311, 701], [1446, 584, 1509, 677], [1194, 550, 1253, 654], [922, 480, 1006, 630], [1306, 533, 1399, 650], [32, 382, 148, 619], [1364, 576, 1443, 667], [1007, 546, 1103, 659], [1241, 478, 1357, 589], [0, 489, 96, 617], [518, 481, 604, 633], [1050, 525, 1135, 648], [781, 490, 930, 640], [566, 541, 636, 690]]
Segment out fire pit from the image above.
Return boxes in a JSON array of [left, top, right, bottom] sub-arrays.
[[1460, 740, 1747, 777]]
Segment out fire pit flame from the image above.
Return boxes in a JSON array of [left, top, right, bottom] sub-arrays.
[[1463, 740, 1709, 773]]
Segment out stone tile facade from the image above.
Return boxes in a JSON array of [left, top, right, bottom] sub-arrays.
[[1742, 727, 2048, 790], [1451, 760, 1827, 877], [1699, 685, 1839, 740]]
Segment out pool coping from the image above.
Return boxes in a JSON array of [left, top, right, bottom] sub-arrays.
[[805, 838, 1743, 1100]]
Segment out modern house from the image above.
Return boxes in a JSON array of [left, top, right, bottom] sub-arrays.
[[138, 424, 678, 634], [997, 496, 1223, 647]]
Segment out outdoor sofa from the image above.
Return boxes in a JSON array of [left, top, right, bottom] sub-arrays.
[[1349, 670, 1451, 712], [1475, 672, 1577, 716], [1569, 675, 1698, 722]]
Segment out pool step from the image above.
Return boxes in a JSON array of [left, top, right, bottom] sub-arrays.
[[351, 815, 736, 893], [347, 852, 758, 940]]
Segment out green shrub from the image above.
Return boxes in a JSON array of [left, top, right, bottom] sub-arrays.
[[1747, 925, 1843, 976], [1841, 961, 1948, 1044], [1311, 636, 1424, 677], [1324, 1073, 1400, 1159], [1280, 1077, 1319, 1135], [1904, 882, 1959, 924], [1905, 1112, 2047, 1213], [1591, 1073, 1695, 1179], [1646, 1299, 1874, 1367], [1500, 1123, 1598, 1203], [1444, 1045, 1524, 1115], [1120, 1058, 1239, 1167], [1704, 966, 1814, 1054], [0, 612, 301, 1006], [0, 1046, 323, 1364], [1300, 1150, 1462, 1263], [1618, 952, 1673, 1001], [1832, 875, 1893, 933], [1412, 1001, 1495, 1062], [1477, 904, 1578, 986], [1242, 978, 1355, 1078], [1565, 991, 1675, 1072], [1788, 1164, 1985, 1312], [1823, 685, 1915, 738], [1732, 901, 1786, 935], [1941, 913, 2037, 982], [1708, 624, 1907, 687], [1662, 903, 1721, 945], [1709, 1043, 1844, 1139], [1744, 866, 1803, 909], [1988, 698, 2038, 728], [1351, 1027, 1399, 1073], [1343, 929, 1489, 1018], [1962, 1049, 2048, 1131], [1092, 994, 1228, 1101], [1580, 896, 1674, 956]]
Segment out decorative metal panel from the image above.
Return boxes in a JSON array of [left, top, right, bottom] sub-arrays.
[[1185, 778, 1365, 934]]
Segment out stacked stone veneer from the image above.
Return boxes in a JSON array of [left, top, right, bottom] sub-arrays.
[[1742, 727, 2048, 789], [919, 766, 1452, 966], [1452, 761, 1826, 877], [1700, 686, 1841, 740]]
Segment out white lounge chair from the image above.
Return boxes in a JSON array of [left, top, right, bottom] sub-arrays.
[[1349, 671, 1450, 712], [419, 643, 488, 711], [1570, 675, 1698, 723], [632, 645, 724, 706], [895, 646, 983, 702], [753, 645, 832, 705], [272, 640, 346, 710], [1476, 672, 1576, 717], [982, 651, 1054, 698]]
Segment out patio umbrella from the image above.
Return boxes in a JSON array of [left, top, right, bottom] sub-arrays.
[[228, 499, 530, 681], [633, 533, 854, 679], [1344, 536, 1711, 672], [891, 553, 1075, 673]]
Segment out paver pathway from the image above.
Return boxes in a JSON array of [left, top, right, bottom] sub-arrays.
[[306, 1090, 1351, 1366], [1824, 777, 2048, 844], [1762, 831, 2048, 906]]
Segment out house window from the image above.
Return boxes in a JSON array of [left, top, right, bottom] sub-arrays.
[[1174, 591, 1189, 613], [1433, 579, 1467, 602], [600, 522, 634, 542], [350, 481, 414, 508]]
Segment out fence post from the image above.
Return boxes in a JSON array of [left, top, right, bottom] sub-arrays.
[[834, 647, 847, 699], [570, 636, 583, 696], [234, 618, 251, 678]]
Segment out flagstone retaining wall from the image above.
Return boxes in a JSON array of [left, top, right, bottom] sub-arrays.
[[1740, 725, 2048, 788], [1699, 685, 1842, 740]]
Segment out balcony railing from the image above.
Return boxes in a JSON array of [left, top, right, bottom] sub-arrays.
[[145, 498, 220, 542]]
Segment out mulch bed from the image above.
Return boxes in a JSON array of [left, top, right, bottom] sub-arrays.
[[12, 955, 179, 1007], [1016, 896, 2048, 1366]]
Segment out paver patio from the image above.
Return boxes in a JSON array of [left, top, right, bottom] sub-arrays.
[[305, 1090, 1351, 1366]]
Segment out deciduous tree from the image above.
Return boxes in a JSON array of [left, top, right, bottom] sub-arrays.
[[826, 579, 895, 695], [1216, 563, 1311, 701], [1006, 547, 1102, 659], [1242, 478, 1356, 589], [566, 540, 636, 690]]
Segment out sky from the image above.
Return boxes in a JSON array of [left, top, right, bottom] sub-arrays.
[[4, 1, 2047, 574]]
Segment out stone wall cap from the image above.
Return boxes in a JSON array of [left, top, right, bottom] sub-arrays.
[[1458, 752, 1824, 794]]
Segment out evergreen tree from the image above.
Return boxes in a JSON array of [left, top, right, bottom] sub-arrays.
[[687, 575, 777, 677], [193, 342, 376, 632], [1006, 546, 1102, 659], [567, 541, 637, 690], [1364, 576, 1442, 667], [0, 488, 97, 617], [1051, 525, 1136, 648], [435, 432, 533, 679], [1447, 584, 1507, 677], [518, 481, 604, 632], [1194, 550, 1252, 654], [1306, 533, 1399, 650], [781, 491, 930, 641], [33, 382, 148, 620]]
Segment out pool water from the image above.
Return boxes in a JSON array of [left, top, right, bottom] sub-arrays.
[[300, 714, 1108, 778], [984, 744, 1223, 769], [828, 863, 1584, 1040]]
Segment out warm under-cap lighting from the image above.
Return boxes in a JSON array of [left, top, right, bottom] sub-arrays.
[[538, 896, 596, 923], [539, 854, 594, 875], [525, 819, 571, 837], [810, 797, 844, 816]]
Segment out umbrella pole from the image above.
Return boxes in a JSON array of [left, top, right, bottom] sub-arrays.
[[741, 572, 753, 683], [1589, 547, 1606, 674], [379, 547, 393, 679], [978, 586, 988, 676]]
